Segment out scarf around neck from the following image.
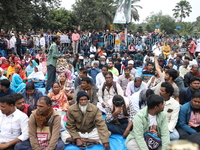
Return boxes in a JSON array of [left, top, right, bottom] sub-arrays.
[[35, 107, 53, 129]]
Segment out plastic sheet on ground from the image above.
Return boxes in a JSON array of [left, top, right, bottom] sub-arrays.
[[64, 134, 127, 150]]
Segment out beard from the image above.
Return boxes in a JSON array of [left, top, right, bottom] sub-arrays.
[[108, 66, 112, 69], [78, 103, 88, 115], [100, 61, 106, 65]]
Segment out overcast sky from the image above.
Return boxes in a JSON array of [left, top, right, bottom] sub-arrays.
[[61, 0, 200, 23]]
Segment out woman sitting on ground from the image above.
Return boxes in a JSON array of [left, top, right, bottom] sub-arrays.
[[1, 59, 10, 75], [57, 72, 74, 99], [11, 65, 27, 82], [47, 82, 70, 111], [10, 73, 26, 93], [7, 61, 15, 78], [27, 66, 45, 88], [39, 57, 47, 75], [22, 82, 43, 109], [25, 60, 38, 76], [21, 59, 29, 70]]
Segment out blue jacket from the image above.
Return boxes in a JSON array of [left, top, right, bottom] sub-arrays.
[[0, 88, 15, 97], [120, 45, 128, 52], [88, 68, 101, 84], [177, 102, 197, 134], [22, 89, 43, 109], [179, 87, 199, 105]]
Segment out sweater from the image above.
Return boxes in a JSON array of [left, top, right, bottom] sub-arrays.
[[29, 109, 61, 150], [47, 42, 60, 67]]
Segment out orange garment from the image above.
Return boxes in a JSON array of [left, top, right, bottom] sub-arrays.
[[47, 90, 70, 111], [11, 65, 27, 81]]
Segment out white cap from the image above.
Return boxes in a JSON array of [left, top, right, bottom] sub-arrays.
[[90, 54, 95, 58], [128, 60, 134, 64], [100, 55, 106, 59], [102, 53, 107, 56], [198, 53, 200, 56], [79, 56, 84, 60]]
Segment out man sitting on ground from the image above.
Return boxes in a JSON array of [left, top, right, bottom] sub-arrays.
[[0, 79, 15, 97], [126, 94, 170, 150], [28, 96, 65, 150], [160, 82, 180, 140], [177, 92, 200, 139], [105, 95, 135, 137], [0, 95, 30, 150], [117, 67, 134, 94], [126, 77, 147, 98], [74, 67, 95, 89], [74, 77, 98, 105], [97, 72, 123, 113], [179, 77, 200, 105], [13, 93, 32, 117], [61, 91, 110, 150]]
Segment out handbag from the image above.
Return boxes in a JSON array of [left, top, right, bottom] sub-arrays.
[[36, 116, 53, 149], [144, 132, 162, 150], [56, 58, 68, 73]]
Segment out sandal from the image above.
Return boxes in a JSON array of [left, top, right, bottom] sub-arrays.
[[86, 142, 94, 148], [78, 143, 87, 149]]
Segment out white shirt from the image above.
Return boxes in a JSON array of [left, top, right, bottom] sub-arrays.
[[10, 36, 16, 48], [40, 37, 46, 47], [98, 82, 124, 103], [189, 59, 197, 67], [149, 114, 157, 126], [0, 109, 29, 143], [96, 72, 118, 89], [164, 97, 180, 132], [90, 46, 96, 53], [152, 45, 161, 56], [130, 90, 145, 113]]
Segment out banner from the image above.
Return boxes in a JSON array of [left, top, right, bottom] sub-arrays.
[[113, 0, 131, 24], [60, 35, 71, 43]]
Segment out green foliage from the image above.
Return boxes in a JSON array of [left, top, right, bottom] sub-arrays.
[[172, 0, 192, 23], [145, 11, 176, 34], [130, 0, 142, 22], [137, 26, 143, 33], [72, 0, 115, 30], [0, 0, 61, 32], [193, 16, 200, 34], [72, 0, 142, 30], [47, 8, 78, 31], [146, 24, 151, 33]]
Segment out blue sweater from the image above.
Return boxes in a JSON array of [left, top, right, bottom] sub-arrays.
[[177, 102, 197, 134]]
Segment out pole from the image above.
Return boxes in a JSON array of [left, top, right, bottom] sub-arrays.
[[124, 23, 128, 45]]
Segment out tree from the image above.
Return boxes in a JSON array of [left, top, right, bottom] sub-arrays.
[[172, 0, 192, 23], [145, 11, 176, 34], [146, 24, 151, 33], [47, 8, 78, 31], [137, 26, 143, 33], [194, 16, 200, 34], [179, 22, 195, 36], [72, 0, 115, 30], [130, 0, 142, 21], [0, 0, 61, 32]]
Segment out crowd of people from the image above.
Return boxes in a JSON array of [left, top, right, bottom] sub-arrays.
[[0, 28, 200, 150]]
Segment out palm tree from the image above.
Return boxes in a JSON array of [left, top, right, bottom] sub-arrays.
[[180, 22, 195, 36], [130, 0, 142, 21], [113, 0, 142, 22], [172, 0, 192, 23]]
